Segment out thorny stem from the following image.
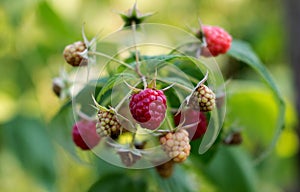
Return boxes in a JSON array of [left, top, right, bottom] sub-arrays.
[[131, 21, 147, 89]]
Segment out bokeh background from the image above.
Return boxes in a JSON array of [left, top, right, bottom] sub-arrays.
[[0, 0, 299, 191]]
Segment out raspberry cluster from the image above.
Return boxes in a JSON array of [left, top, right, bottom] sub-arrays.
[[189, 84, 215, 112], [160, 129, 191, 163], [63, 41, 88, 67], [129, 88, 167, 130], [96, 109, 125, 139], [72, 120, 100, 150]]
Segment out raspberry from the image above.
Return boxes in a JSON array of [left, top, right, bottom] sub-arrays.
[[155, 160, 174, 178], [189, 84, 215, 112], [223, 131, 243, 145], [198, 25, 232, 57], [129, 88, 167, 130], [52, 77, 64, 97], [174, 109, 208, 140], [72, 120, 100, 150], [63, 41, 88, 67], [159, 129, 191, 163], [96, 109, 125, 139]]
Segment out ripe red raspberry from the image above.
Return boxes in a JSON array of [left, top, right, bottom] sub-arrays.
[[72, 120, 100, 150], [129, 88, 167, 130], [63, 41, 88, 67], [174, 109, 208, 140], [199, 25, 232, 57], [189, 84, 215, 112], [96, 109, 126, 139], [160, 129, 191, 163]]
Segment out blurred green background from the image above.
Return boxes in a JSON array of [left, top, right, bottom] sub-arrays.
[[0, 0, 299, 191]]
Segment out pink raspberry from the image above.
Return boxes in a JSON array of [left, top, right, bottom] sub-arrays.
[[201, 25, 232, 57], [72, 120, 100, 150], [129, 88, 167, 130], [174, 109, 208, 140]]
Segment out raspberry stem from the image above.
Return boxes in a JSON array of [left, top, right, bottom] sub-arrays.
[[131, 21, 147, 89], [88, 51, 135, 70]]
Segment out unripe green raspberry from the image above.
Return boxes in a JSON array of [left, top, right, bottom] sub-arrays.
[[96, 109, 125, 139], [160, 129, 191, 163], [189, 84, 215, 112]]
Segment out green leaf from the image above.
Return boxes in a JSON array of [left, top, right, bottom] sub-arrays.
[[96, 73, 137, 103], [227, 40, 285, 163], [141, 54, 182, 62], [2, 115, 56, 191], [173, 58, 204, 83], [48, 101, 82, 163], [192, 146, 258, 192], [152, 166, 195, 192], [88, 173, 147, 192], [226, 81, 279, 149], [157, 77, 194, 91]]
